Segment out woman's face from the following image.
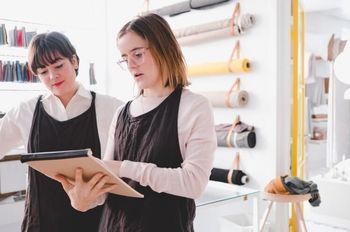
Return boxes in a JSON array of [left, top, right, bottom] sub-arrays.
[[117, 31, 162, 92], [36, 55, 78, 100]]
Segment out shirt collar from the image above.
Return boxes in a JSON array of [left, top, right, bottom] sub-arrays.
[[41, 82, 91, 102]]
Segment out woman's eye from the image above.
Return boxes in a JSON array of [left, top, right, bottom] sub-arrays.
[[39, 70, 48, 75], [55, 64, 63, 69], [134, 53, 142, 58]]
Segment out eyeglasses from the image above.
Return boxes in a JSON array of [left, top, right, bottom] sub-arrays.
[[117, 47, 149, 70]]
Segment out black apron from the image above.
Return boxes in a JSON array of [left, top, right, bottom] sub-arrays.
[[99, 87, 196, 232], [21, 92, 103, 232]]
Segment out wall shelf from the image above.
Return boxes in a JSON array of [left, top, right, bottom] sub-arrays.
[[0, 82, 44, 91]]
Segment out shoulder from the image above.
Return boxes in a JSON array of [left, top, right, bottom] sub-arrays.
[[180, 88, 211, 109], [6, 95, 41, 120]]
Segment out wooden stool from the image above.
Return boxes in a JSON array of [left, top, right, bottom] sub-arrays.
[[259, 192, 311, 232]]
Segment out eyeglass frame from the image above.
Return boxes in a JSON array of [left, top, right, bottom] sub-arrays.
[[116, 47, 149, 70]]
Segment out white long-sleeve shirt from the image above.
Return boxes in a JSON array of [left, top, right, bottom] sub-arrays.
[[0, 84, 123, 159], [104, 88, 217, 199]]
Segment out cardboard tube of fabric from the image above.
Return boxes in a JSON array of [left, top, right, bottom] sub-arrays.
[[187, 59, 250, 76], [199, 90, 248, 108]]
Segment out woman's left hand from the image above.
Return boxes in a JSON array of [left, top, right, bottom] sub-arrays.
[[54, 168, 117, 212]]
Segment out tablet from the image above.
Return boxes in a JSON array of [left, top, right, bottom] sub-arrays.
[[20, 148, 143, 198]]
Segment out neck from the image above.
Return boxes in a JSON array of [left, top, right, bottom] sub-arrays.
[[58, 83, 79, 108], [142, 86, 174, 98]]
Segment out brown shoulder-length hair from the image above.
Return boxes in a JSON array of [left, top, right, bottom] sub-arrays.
[[117, 13, 189, 89], [28, 31, 80, 75]]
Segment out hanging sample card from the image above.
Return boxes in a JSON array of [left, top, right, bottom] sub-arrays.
[[20, 148, 143, 198]]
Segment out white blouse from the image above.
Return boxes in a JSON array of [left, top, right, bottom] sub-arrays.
[[0, 84, 123, 159]]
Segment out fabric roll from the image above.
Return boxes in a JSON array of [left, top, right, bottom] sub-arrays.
[[187, 59, 250, 76], [199, 90, 248, 108], [233, 14, 256, 35], [141, 1, 191, 17], [174, 19, 230, 38], [190, 0, 230, 9], [177, 28, 230, 46], [210, 168, 248, 185], [215, 122, 256, 148], [174, 15, 255, 39]]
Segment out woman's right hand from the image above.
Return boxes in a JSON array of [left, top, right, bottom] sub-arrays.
[[55, 168, 117, 212]]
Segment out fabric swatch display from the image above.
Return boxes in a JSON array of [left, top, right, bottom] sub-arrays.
[[140, 0, 229, 17], [1, 60, 39, 83], [198, 78, 248, 108], [5, 25, 36, 48], [215, 119, 256, 148]]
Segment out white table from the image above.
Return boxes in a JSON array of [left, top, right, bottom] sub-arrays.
[[195, 181, 260, 232]]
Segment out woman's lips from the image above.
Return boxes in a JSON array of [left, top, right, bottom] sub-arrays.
[[134, 74, 143, 81], [53, 81, 64, 87]]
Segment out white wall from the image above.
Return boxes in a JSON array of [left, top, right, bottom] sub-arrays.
[[105, 0, 291, 231]]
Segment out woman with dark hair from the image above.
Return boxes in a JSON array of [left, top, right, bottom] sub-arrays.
[[0, 31, 123, 232], [57, 14, 216, 232]]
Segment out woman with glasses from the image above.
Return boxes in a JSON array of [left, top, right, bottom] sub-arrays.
[[56, 13, 216, 232], [0, 31, 123, 232]]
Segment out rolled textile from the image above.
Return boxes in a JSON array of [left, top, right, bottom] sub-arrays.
[[215, 122, 256, 148], [174, 14, 255, 39], [187, 59, 250, 76], [140, 1, 191, 17], [199, 90, 248, 108], [177, 27, 230, 46], [210, 168, 249, 185], [174, 19, 230, 38], [190, 0, 230, 9]]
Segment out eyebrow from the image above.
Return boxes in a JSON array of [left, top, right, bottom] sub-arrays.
[[121, 47, 145, 57]]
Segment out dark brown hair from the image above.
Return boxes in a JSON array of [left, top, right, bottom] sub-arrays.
[[28, 31, 80, 75]]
